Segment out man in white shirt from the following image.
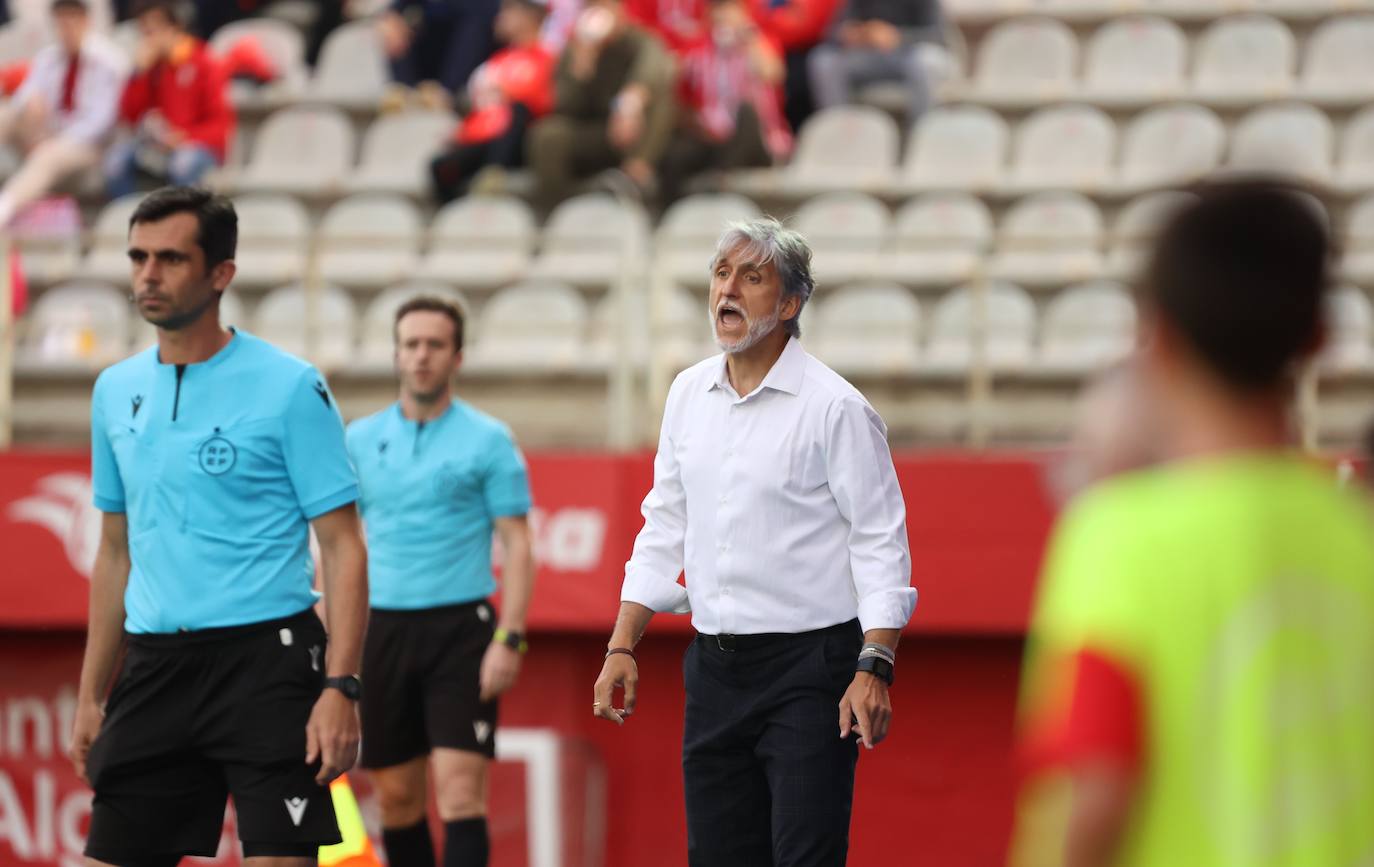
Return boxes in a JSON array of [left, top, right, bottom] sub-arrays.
[[592, 217, 917, 866], [0, 0, 126, 226]]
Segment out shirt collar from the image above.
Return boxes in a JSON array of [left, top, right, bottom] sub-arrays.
[[707, 337, 806, 398], [390, 399, 458, 428]]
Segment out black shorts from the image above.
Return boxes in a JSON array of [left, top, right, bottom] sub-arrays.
[[84, 609, 342, 862], [360, 599, 498, 768]]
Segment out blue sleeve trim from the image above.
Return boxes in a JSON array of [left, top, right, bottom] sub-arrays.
[[93, 495, 126, 513], [301, 485, 360, 521], [489, 499, 532, 519]]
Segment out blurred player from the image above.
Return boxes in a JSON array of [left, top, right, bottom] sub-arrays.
[[346, 296, 535, 867], [70, 186, 368, 865], [1012, 180, 1374, 867]]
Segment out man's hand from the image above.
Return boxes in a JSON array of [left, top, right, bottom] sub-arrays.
[[592, 653, 638, 725], [479, 641, 522, 702], [305, 688, 360, 785], [378, 11, 412, 59], [866, 20, 902, 52], [68, 699, 105, 785], [133, 38, 160, 71], [838, 672, 892, 749], [608, 104, 645, 151]]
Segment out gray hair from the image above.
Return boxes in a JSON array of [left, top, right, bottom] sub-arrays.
[[710, 217, 815, 338]]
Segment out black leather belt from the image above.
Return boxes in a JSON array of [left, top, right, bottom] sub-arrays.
[[697, 619, 859, 653]]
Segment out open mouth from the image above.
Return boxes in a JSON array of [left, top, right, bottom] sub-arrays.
[[717, 303, 744, 328]]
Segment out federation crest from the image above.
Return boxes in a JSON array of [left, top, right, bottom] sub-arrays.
[[198, 436, 237, 475]]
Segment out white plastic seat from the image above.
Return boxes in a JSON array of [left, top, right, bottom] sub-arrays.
[[310, 21, 389, 110], [529, 194, 649, 289], [902, 105, 1007, 192], [1342, 194, 1374, 286], [1300, 14, 1374, 104], [209, 18, 307, 108], [1321, 286, 1374, 371], [812, 283, 921, 374], [792, 193, 890, 286], [359, 283, 469, 363], [657, 193, 763, 288], [420, 195, 536, 289], [467, 281, 588, 371], [348, 111, 455, 197], [21, 283, 129, 366], [80, 194, 145, 283], [878, 194, 992, 288], [1228, 103, 1334, 182], [1115, 103, 1226, 193], [230, 194, 310, 288], [1082, 17, 1186, 105], [0, 20, 48, 66], [1192, 15, 1295, 104], [1007, 104, 1116, 192], [1039, 281, 1137, 371], [989, 192, 1104, 287], [317, 195, 423, 289], [1107, 191, 1196, 279], [925, 281, 1036, 371], [971, 17, 1078, 106], [1337, 106, 1374, 191], [235, 106, 354, 196], [252, 283, 357, 367], [783, 105, 900, 193], [11, 206, 81, 286]]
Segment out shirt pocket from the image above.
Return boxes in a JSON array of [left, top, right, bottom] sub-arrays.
[[182, 419, 284, 539]]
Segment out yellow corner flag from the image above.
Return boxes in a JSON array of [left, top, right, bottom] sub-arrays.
[[319, 774, 383, 867]]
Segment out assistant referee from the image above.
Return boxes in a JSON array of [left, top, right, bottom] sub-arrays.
[[69, 187, 369, 865]]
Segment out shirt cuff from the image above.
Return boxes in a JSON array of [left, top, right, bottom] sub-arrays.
[[93, 494, 125, 513], [856, 586, 918, 633], [300, 485, 359, 521], [620, 569, 692, 615]]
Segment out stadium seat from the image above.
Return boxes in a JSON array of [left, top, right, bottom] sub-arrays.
[[989, 192, 1104, 287], [529, 194, 650, 289], [1038, 281, 1137, 372], [1228, 102, 1334, 182], [755, 105, 899, 195], [1106, 190, 1196, 279], [877, 193, 993, 288], [1337, 105, 1374, 191], [234, 106, 354, 196], [657, 193, 763, 289], [467, 281, 588, 372], [359, 282, 469, 363], [970, 17, 1078, 107], [811, 283, 921, 375], [21, 283, 129, 367], [0, 20, 47, 67], [1081, 16, 1186, 106], [310, 20, 389, 110], [792, 192, 890, 286], [1342, 194, 1374, 286], [901, 105, 1008, 193], [252, 283, 357, 367], [1300, 14, 1374, 104], [925, 281, 1036, 371], [596, 286, 710, 367], [230, 194, 311, 288], [1114, 103, 1226, 194], [317, 195, 423, 290], [419, 195, 536, 290], [1192, 15, 1296, 105], [1006, 104, 1116, 193], [208, 18, 307, 109], [1321, 286, 1374, 371], [80, 194, 145, 284], [347, 111, 455, 197]]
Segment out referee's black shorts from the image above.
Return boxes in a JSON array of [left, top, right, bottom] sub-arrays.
[[360, 599, 498, 768], [84, 608, 342, 863]]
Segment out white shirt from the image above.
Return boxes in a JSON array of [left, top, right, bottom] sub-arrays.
[[13, 35, 128, 146], [620, 337, 917, 635]]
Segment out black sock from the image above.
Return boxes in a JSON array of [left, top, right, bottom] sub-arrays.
[[383, 818, 437, 867], [443, 816, 490, 867]]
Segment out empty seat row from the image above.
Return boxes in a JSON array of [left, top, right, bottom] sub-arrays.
[[945, 0, 1374, 23]]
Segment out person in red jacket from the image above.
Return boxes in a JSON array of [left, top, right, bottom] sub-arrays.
[[747, 0, 842, 131], [102, 0, 236, 198]]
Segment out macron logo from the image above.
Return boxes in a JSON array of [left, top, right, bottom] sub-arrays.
[[285, 797, 308, 827]]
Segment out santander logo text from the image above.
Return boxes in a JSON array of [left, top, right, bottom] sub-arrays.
[[6, 474, 100, 579]]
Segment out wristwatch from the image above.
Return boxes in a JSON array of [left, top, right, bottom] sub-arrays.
[[855, 656, 894, 686], [324, 675, 362, 701], [493, 627, 529, 654]]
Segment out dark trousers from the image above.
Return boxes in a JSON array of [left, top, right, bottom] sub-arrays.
[[659, 105, 772, 204], [683, 619, 862, 867], [526, 115, 623, 205], [430, 103, 533, 203], [389, 0, 499, 94]]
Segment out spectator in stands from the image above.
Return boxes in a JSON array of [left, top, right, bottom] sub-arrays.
[[0, 0, 126, 227], [747, 0, 841, 131], [625, 0, 703, 53], [379, 0, 501, 112], [4, 0, 113, 31], [527, 0, 674, 203], [103, 0, 235, 197], [658, 0, 789, 203], [429, 0, 554, 203], [807, 0, 946, 122]]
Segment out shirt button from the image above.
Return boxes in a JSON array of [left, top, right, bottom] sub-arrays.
[[719, 493, 728, 504], [722, 588, 731, 596]]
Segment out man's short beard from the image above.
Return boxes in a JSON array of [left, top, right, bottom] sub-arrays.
[[143, 289, 218, 331], [711, 303, 782, 354]]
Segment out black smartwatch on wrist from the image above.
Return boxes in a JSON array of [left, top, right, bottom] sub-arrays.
[[324, 674, 362, 701], [855, 656, 894, 686]]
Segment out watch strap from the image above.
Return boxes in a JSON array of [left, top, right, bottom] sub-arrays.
[[493, 627, 529, 654], [855, 655, 894, 686]]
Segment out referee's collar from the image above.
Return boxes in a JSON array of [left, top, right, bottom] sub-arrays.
[[708, 336, 805, 397], [389, 400, 458, 427], [155, 326, 241, 370]]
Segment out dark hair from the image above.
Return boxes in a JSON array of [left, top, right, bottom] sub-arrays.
[[51, 0, 88, 13], [394, 296, 465, 351], [129, 186, 238, 269], [132, 0, 188, 27], [1141, 179, 1330, 393]]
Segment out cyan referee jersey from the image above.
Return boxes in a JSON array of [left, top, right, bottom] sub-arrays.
[[346, 400, 532, 610], [90, 329, 359, 634]]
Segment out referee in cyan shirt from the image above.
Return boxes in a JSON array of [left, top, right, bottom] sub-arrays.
[[346, 295, 535, 867], [68, 187, 369, 865]]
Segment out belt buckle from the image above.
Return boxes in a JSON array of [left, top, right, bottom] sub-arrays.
[[716, 634, 736, 653]]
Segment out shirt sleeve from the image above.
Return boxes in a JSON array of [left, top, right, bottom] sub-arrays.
[[281, 368, 359, 520], [825, 395, 915, 632], [481, 426, 533, 518], [620, 375, 691, 615], [90, 376, 125, 513]]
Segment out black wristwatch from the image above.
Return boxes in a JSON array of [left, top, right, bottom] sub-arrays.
[[855, 656, 894, 686], [324, 675, 362, 701]]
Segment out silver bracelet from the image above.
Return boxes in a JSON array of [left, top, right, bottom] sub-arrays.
[[859, 646, 896, 665]]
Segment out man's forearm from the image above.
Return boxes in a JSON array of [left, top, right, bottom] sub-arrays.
[[320, 536, 368, 677], [608, 602, 655, 650], [78, 552, 130, 704], [497, 527, 535, 633]]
